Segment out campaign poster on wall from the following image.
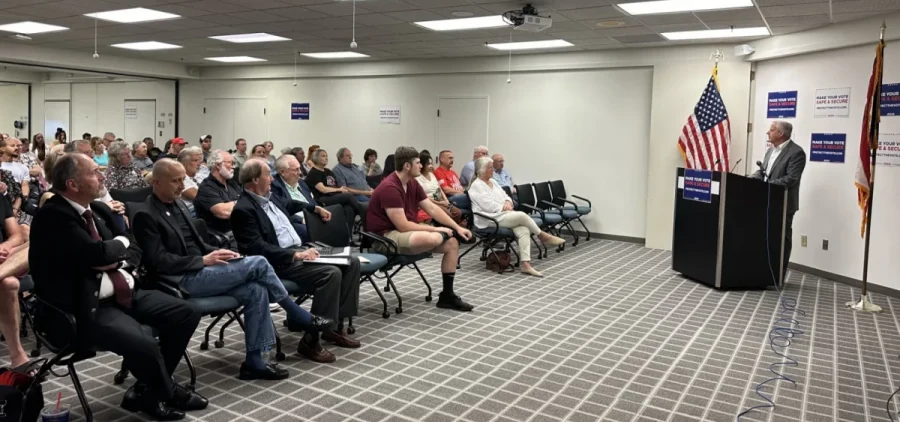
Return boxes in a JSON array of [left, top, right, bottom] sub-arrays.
[[809, 133, 846, 163], [379, 106, 401, 124], [767, 91, 798, 118], [683, 169, 713, 203], [877, 133, 900, 166], [291, 103, 310, 120], [814, 87, 850, 117], [881, 83, 900, 116]]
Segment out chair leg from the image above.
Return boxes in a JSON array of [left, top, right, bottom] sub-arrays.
[[69, 361, 93, 422], [367, 274, 391, 319], [508, 240, 520, 268], [272, 321, 285, 361], [200, 314, 225, 350], [347, 317, 355, 335], [564, 221, 579, 246], [233, 311, 246, 331], [457, 238, 484, 266], [531, 236, 542, 260], [183, 351, 197, 391], [217, 312, 241, 348], [412, 262, 431, 302], [574, 216, 591, 241], [113, 360, 129, 385]]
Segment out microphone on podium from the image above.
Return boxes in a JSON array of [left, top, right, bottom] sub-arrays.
[[729, 158, 743, 173], [756, 160, 767, 181]]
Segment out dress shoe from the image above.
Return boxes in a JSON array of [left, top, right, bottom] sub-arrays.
[[521, 266, 544, 277], [169, 384, 208, 411], [436, 292, 474, 312], [322, 330, 361, 348], [286, 315, 334, 333], [121, 387, 185, 421], [297, 339, 336, 363], [238, 362, 290, 381], [541, 235, 566, 246]]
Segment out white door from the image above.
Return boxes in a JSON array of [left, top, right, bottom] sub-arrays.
[[203, 99, 234, 151], [233, 99, 267, 147], [44, 100, 70, 142], [435, 97, 489, 173], [124, 100, 156, 145]]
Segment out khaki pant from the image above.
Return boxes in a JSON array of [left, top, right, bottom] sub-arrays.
[[494, 211, 540, 261]]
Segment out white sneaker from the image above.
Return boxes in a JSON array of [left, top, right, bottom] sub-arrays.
[[269, 303, 281, 312]]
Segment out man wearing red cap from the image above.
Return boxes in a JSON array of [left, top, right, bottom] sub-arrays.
[[164, 137, 187, 160]]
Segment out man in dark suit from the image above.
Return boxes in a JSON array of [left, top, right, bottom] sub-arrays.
[[134, 159, 332, 379], [232, 159, 362, 364], [751, 120, 807, 280], [30, 153, 205, 421]]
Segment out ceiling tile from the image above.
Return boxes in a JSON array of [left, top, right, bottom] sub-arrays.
[[832, 11, 884, 23], [42, 15, 118, 29], [543, 0, 613, 10], [555, 6, 627, 21], [771, 24, 826, 35], [613, 34, 666, 44], [704, 19, 768, 29], [352, 13, 406, 26], [549, 29, 606, 39], [181, 1, 249, 13], [375, 23, 430, 34], [694, 8, 763, 23], [342, 0, 418, 13], [595, 25, 655, 36], [832, 0, 900, 13], [301, 16, 353, 29], [566, 36, 618, 46], [384, 9, 445, 22], [755, 0, 823, 5], [428, 4, 495, 19], [193, 14, 247, 25], [404, 0, 469, 7], [227, 10, 292, 23], [760, 3, 830, 17], [647, 23, 709, 32], [767, 14, 831, 27], [631, 13, 703, 25], [580, 44, 625, 50], [477, 2, 526, 14], [542, 20, 591, 32], [307, 2, 377, 16], [265, 6, 330, 20], [143, 4, 214, 17], [220, 0, 297, 10]]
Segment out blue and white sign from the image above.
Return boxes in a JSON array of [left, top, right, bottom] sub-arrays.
[[291, 103, 309, 120], [683, 169, 713, 203], [767, 91, 798, 118], [809, 133, 846, 163], [881, 83, 900, 116]]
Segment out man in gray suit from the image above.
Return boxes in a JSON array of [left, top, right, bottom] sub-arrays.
[[751, 120, 807, 280]]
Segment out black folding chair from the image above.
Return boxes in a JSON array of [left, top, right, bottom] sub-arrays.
[[549, 180, 592, 241], [516, 183, 565, 256], [457, 192, 521, 271], [0, 275, 42, 357], [359, 217, 432, 318], [533, 181, 580, 247], [109, 186, 152, 204]]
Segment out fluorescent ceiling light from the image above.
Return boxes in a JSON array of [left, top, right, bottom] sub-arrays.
[[414, 15, 508, 31], [85, 8, 180, 23], [301, 52, 370, 59], [209, 33, 290, 43], [0, 21, 68, 34], [486, 40, 574, 51], [618, 0, 753, 15], [205, 56, 267, 63], [662, 27, 769, 40], [111, 41, 182, 50]]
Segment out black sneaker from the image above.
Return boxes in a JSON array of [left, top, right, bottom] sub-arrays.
[[436, 292, 474, 311]]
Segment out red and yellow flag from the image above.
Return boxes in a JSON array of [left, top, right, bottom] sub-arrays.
[[854, 39, 885, 237]]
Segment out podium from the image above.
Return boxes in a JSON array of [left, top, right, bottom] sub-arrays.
[[672, 168, 787, 290]]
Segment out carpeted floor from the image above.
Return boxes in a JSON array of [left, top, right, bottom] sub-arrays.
[[4, 239, 900, 421]]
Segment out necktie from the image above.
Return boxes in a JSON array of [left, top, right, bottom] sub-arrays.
[[82, 209, 132, 308]]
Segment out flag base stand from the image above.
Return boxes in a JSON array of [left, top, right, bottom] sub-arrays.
[[846, 294, 883, 313]]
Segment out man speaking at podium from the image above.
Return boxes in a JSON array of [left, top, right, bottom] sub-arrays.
[[751, 121, 807, 280]]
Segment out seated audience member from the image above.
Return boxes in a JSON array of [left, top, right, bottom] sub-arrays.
[[433, 150, 468, 208], [65, 139, 127, 228], [382, 154, 395, 174], [233, 139, 249, 170], [163, 137, 186, 160], [143, 137, 155, 152], [362, 149, 381, 176], [177, 147, 205, 216], [51, 128, 67, 147], [368, 147, 474, 311], [415, 153, 466, 227], [264, 141, 276, 168], [289, 147, 309, 177], [251, 144, 268, 160], [105, 141, 150, 191], [491, 153, 517, 204], [305, 149, 365, 236], [132, 141, 154, 173], [303, 144, 319, 174], [469, 157, 564, 277], [272, 155, 329, 242], [135, 159, 330, 377], [233, 159, 362, 362], [103, 132, 116, 148], [459, 145, 488, 188], [17, 137, 39, 173], [195, 149, 241, 234], [81, 132, 91, 142], [199, 135, 212, 163], [31, 133, 46, 164], [91, 137, 108, 167], [332, 148, 374, 202], [31, 153, 205, 420], [0, 138, 28, 220], [0, 193, 28, 371]]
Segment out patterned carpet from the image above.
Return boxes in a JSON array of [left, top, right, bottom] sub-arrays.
[[4, 238, 900, 421]]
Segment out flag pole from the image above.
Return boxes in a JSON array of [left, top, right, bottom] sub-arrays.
[[847, 21, 886, 313]]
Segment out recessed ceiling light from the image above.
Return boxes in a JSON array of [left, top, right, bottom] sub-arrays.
[[414, 15, 508, 31], [205, 56, 267, 63], [209, 33, 290, 43], [111, 41, 182, 50], [301, 52, 370, 59], [450, 11, 474, 17], [486, 40, 574, 51], [596, 20, 626, 28], [662, 27, 769, 40], [85, 8, 180, 23], [12, 34, 32, 40], [617, 0, 753, 15], [0, 21, 68, 35]]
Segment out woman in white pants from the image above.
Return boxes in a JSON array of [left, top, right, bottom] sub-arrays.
[[468, 157, 565, 277]]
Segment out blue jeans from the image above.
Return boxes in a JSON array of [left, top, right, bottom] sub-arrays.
[[180, 256, 289, 353], [355, 195, 370, 203], [449, 194, 469, 210]]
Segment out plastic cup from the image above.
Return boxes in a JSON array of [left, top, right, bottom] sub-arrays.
[[40, 404, 70, 422]]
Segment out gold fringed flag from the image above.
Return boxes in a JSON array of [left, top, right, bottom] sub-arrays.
[[677, 66, 731, 172], [854, 39, 885, 237]]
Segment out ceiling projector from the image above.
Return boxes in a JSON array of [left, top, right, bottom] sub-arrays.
[[503, 4, 552, 33]]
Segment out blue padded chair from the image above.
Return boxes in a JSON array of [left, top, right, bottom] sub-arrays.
[[533, 181, 580, 247], [549, 179, 592, 241], [516, 183, 565, 256]]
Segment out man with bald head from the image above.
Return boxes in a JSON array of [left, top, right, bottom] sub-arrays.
[[134, 159, 332, 380]]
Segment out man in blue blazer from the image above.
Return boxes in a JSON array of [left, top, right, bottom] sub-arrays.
[[271, 155, 320, 242]]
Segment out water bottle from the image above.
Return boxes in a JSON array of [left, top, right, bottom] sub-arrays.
[[262, 345, 272, 365]]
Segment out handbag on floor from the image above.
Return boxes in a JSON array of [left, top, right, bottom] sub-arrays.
[[0, 360, 45, 422], [486, 250, 513, 273]]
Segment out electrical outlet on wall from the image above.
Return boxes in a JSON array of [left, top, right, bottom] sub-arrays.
[[801, 235, 807, 247], [823, 239, 829, 251]]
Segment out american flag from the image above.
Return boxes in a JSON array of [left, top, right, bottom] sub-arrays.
[[854, 39, 885, 237], [678, 69, 731, 172]]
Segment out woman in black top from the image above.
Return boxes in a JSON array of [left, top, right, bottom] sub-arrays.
[[305, 148, 364, 238]]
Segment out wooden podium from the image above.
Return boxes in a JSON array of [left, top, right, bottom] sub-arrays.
[[672, 168, 787, 290]]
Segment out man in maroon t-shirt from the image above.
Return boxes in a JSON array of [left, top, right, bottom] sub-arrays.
[[368, 146, 474, 311]]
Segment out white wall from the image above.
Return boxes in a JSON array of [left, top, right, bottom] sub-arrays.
[[68, 80, 176, 145], [180, 68, 654, 238], [0, 84, 29, 137], [753, 43, 900, 291]]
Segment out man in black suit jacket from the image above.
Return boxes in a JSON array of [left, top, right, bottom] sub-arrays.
[[134, 159, 332, 379], [751, 120, 807, 280], [232, 159, 362, 364], [30, 153, 204, 421]]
